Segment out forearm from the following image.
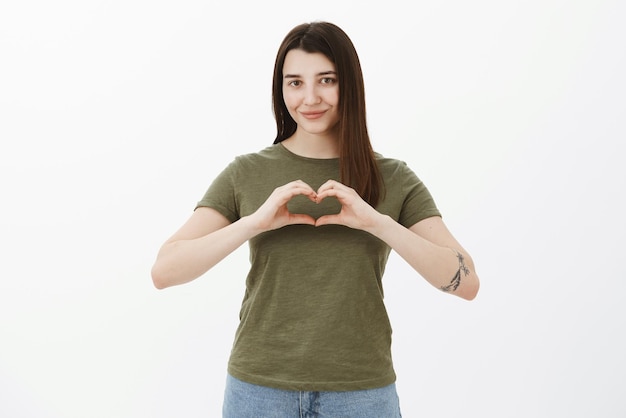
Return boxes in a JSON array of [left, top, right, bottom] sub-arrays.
[[367, 215, 479, 300], [151, 216, 260, 289]]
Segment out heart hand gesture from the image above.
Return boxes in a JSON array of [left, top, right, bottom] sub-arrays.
[[250, 179, 383, 234], [314, 180, 382, 231], [250, 180, 318, 232]]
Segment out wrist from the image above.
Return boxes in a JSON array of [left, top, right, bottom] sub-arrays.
[[364, 212, 394, 237], [238, 214, 267, 238]]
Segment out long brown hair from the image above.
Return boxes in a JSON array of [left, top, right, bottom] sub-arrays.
[[272, 22, 384, 207]]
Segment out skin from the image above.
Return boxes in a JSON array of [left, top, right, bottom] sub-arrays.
[[151, 49, 480, 301], [280, 49, 340, 159]]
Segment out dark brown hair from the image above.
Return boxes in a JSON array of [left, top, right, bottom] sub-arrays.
[[272, 22, 384, 207]]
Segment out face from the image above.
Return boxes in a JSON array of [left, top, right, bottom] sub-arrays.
[[282, 49, 340, 138]]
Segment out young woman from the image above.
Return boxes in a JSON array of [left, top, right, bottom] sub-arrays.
[[152, 21, 479, 418]]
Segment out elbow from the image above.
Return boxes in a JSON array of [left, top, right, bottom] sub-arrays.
[[151, 259, 197, 289], [152, 279, 167, 290], [459, 254, 480, 301], [151, 263, 171, 290], [461, 280, 480, 301], [151, 274, 167, 290], [458, 274, 480, 301], [439, 252, 480, 301]]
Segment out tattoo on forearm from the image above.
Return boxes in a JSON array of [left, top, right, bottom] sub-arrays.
[[440, 250, 470, 292]]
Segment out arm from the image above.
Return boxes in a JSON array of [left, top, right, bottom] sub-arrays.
[[151, 207, 256, 289], [315, 180, 479, 300], [151, 180, 317, 289], [371, 215, 479, 300]]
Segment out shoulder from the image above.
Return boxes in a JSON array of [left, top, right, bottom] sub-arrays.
[[219, 145, 283, 175], [374, 152, 432, 196], [231, 144, 285, 167], [374, 152, 416, 178]]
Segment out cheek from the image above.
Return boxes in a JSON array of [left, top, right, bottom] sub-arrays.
[[325, 88, 340, 106], [282, 90, 298, 110], [282, 95, 299, 120]]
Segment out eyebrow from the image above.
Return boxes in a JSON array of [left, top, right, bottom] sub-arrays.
[[284, 70, 337, 79]]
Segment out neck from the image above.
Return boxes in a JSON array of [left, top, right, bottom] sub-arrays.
[[282, 128, 340, 159]]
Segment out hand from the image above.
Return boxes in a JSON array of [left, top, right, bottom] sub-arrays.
[[314, 180, 383, 230], [250, 180, 317, 232]]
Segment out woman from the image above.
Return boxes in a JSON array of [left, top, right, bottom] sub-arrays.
[[152, 21, 479, 418]]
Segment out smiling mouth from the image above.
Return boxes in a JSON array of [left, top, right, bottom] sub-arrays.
[[300, 111, 326, 120]]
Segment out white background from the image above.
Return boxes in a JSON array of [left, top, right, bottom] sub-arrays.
[[1, 1, 625, 417]]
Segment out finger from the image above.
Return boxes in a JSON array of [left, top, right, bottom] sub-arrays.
[[290, 179, 316, 193], [315, 187, 348, 203], [292, 180, 318, 195], [292, 179, 314, 187], [291, 187, 318, 202], [288, 214, 316, 226], [277, 184, 317, 203], [317, 180, 357, 200], [315, 214, 342, 227], [317, 179, 344, 193]]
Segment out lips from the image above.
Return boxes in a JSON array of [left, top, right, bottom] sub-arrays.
[[300, 110, 326, 120]]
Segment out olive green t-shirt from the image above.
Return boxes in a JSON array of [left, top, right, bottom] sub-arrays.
[[196, 143, 441, 391]]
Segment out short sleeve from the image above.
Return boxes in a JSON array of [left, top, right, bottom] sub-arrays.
[[195, 159, 240, 223], [397, 163, 441, 228]]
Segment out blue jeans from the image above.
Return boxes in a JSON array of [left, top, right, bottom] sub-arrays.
[[223, 374, 402, 418]]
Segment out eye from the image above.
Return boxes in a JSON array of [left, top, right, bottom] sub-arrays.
[[286, 80, 301, 87], [320, 77, 336, 85]]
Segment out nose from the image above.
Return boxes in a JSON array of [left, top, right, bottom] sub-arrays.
[[303, 85, 321, 106]]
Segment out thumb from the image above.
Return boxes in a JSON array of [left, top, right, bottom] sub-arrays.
[[288, 213, 316, 226], [315, 214, 341, 227]]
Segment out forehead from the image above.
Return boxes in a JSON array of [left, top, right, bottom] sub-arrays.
[[283, 49, 335, 75]]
